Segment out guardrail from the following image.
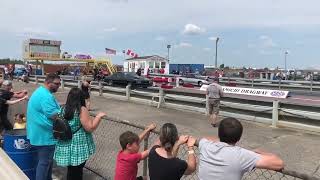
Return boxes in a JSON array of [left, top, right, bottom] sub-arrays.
[[148, 73, 320, 92], [218, 77, 319, 92], [1, 73, 319, 92], [85, 113, 320, 180], [27, 75, 320, 133]]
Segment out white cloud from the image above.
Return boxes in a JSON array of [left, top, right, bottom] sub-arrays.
[[259, 35, 277, 48], [155, 36, 165, 41], [103, 27, 117, 32], [248, 35, 277, 51], [208, 37, 219, 41], [16, 27, 56, 38], [247, 43, 256, 48], [203, 47, 211, 51], [174, 42, 192, 48], [259, 35, 269, 40], [183, 24, 206, 35], [2, 0, 320, 36], [232, 50, 241, 55], [259, 50, 273, 55]]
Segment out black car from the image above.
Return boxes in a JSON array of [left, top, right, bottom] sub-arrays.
[[103, 72, 152, 88]]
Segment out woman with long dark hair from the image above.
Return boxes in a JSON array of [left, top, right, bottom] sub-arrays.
[[148, 123, 197, 180], [54, 87, 106, 180]]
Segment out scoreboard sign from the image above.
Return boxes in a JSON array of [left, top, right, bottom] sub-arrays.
[[30, 52, 60, 58], [29, 39, 61, 46]]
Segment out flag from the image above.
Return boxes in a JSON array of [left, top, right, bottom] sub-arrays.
[[126, 49, 139, 58], [105, 48, 116, 55], [126, 49, 132, 55]]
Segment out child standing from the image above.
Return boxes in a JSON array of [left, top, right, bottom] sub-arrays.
[[114, 123, 156, 180], [13, 114, 26, 129]]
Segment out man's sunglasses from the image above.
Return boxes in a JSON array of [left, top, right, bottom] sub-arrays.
[[52, 82, 61, 86]]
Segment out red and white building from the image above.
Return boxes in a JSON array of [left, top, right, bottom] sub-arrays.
[[124, 55, 169, 75]]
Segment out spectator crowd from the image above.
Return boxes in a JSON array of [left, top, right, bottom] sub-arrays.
[[0, 73, 284, 180]]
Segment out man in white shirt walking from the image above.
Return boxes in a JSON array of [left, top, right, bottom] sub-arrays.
[[206, 79, 223, 127]]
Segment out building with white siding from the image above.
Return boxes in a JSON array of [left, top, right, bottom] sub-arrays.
[[123, 55, 169, 75]]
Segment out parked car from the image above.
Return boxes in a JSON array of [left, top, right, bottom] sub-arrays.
[[178, 73, 210, 86], [74, 54, 92, 59], [62, 52, 72, 58], [103, 72, 152, 88], [14, 68, 27, 76]]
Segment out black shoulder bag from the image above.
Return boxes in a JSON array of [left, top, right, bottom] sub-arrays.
[[53, 110, 82, 141]]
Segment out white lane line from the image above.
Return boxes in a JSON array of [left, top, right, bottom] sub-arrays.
[[290, 97, 320, 102]]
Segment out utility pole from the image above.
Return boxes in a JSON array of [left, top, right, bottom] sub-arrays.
[[167, 44, 171, 62], [284, 51, 288, 72], [215, 37, 220, 68]]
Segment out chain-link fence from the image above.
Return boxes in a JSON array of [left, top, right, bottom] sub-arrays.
[[85, 115, 319, 180]]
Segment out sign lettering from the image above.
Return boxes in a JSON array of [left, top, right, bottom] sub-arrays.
[[200, 85, 289, 99]]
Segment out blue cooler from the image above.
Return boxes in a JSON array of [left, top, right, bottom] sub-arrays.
[[3, 129, 36, 180]]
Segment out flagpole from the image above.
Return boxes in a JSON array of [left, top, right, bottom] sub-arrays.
[[122, 50, 126, 61]]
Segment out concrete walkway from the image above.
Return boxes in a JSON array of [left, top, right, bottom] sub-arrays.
[[10, 82, 320, 177]]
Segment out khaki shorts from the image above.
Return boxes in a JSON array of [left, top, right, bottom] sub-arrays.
[[208, 99, 220, 115]]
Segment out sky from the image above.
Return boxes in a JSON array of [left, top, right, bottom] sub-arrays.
[[0, 0, 320, 69]]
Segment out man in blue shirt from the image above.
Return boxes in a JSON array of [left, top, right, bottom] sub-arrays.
[[27, 73, 61, 180]]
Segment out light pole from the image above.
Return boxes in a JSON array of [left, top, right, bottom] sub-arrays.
[[284, 51, 288, 72], [167, 44, 171, 62], [215, 37, 220, 68]]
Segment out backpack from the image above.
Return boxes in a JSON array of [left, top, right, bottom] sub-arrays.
[[53, 109, 82, 141]]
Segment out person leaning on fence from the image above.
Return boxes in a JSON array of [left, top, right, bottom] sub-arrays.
[[114, 123, 157, 180], [206, 78, 223, 127], [0, 80, 28, 133], [148, 123, 197, 180], [197, 117, 284, 180], [27, 73, 61, 180], [54, 87, 107, 180]]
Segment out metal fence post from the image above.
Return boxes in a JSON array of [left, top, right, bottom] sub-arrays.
[[272, 100, 279, 127], [278, 78, 281, 90], [61, 79, 65, 90], [77, 80, 81, 88], [35, 76, 39, 85], [251, 78, 254, 87], [310, 79, 313, 92], [143, 137, 149, 177], [205, 95, 209, 116], [126, 85, 131, 101], [98, 82, 103, 96], [176, 77, 180, 88], [158, 88, 164, 108]]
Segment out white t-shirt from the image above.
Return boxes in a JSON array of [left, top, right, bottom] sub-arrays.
[[199, 138, 261, 180]]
